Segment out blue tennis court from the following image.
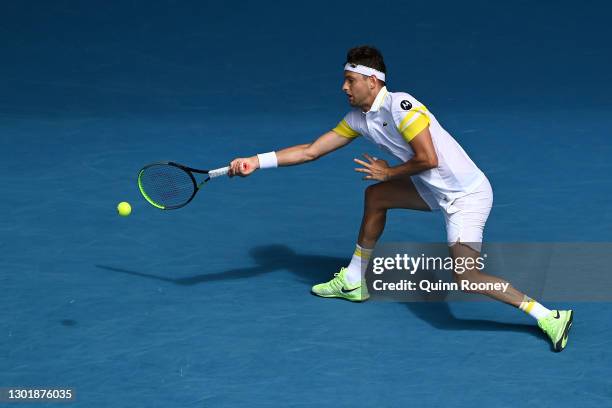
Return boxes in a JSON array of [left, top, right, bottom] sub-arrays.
[[2, 1, 611, 407]]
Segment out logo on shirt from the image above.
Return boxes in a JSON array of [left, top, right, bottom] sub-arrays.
[[383, 122, 388, 126], [400, 100, 412, 110]]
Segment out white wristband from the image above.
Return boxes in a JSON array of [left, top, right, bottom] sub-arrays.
[[257, 152, 278, 169]]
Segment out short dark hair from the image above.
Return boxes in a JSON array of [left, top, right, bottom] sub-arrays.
[[345, 45, 386, 77]]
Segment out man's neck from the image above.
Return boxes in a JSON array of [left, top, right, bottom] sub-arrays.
[[361, 86, 385, 113]]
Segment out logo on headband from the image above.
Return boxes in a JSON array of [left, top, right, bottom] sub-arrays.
[[350, 63, 357, 68], [400, 100, 412, 110]]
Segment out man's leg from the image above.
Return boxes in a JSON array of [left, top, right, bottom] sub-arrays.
[[450, 242, 574, 352], [449, 242, 525, 306], [312, 176, 430, 301], [357, 176, 431, 248]]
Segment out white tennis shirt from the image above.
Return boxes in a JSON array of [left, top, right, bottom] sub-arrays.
[[333, 87, 486, 210]]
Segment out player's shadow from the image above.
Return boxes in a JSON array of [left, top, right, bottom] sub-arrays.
[[388, 269, 543, 338], [403, 302, 542, 339], [96, 244, 338, 286], [96, 244, 543, 338]]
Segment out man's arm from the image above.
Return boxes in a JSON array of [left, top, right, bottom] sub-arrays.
[[229, 131, 354, 176], [354, 126, 438, 181]]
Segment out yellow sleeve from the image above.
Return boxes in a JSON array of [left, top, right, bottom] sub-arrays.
[[332, 119, 360, 139], [397, 109, 430, 142]]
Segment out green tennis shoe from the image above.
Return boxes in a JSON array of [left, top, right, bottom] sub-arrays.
[[537, 310, 574, 352], [311, 267, 369, 302]]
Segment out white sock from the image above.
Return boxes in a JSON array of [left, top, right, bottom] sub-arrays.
[[519, 296, 552, 320], [344, 244, 373, 285]]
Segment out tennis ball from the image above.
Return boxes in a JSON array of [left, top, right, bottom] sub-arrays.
[[117, 201, 132, 217]]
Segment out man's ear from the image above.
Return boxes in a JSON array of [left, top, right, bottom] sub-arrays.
[[369, 75, 377, 89]]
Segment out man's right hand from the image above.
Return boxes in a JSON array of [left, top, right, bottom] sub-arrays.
[[228, 156, 259, 177]]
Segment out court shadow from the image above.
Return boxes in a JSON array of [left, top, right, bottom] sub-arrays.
[[97, 244, 544, 338], [372, 269, 544, 338], [403, 302, 544, 339], [96, 244, 342, 286]]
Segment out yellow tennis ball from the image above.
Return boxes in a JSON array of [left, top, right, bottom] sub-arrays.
[[117, 201, 132, 217]]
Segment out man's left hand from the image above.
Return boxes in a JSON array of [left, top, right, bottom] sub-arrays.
[[354, 153, 393, 181]]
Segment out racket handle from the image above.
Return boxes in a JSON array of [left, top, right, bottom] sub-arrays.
[[208, 166, 230, 179]]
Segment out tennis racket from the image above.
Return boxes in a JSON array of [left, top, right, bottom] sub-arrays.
[[137, 161, 230, 210]]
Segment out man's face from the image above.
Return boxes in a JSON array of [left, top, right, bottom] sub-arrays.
[[342, 71, 371, 107]]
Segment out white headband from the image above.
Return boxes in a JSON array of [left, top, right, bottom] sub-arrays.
[[344, 63, 386, 82]]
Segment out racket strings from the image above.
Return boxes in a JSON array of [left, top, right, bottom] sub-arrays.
[[139, 165, 195, 208]]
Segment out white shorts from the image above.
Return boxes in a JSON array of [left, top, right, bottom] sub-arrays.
[[414, 177, 493, 253]]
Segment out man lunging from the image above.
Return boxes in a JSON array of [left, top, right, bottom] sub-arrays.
[[228, 46, 573, 352]]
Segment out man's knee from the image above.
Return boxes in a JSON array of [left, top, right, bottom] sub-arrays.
[[364, 183, 386, 211], [453, 270, 483, 294]]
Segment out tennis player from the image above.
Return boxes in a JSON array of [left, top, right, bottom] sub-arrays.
[[228, 46, 573, 351]]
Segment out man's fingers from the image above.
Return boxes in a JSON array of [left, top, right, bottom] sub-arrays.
[[353, 158, 371, 168], [230, 160, 242, 176], [363, 153, 376, 163], [354, 167, 371, 174], [229, 158, 252, 177]]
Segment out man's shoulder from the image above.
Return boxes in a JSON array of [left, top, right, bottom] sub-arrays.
[[387, 90, 422, 113], [342, 107, 364, 121]]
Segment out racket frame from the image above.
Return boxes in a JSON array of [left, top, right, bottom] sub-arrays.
[[137, 161, 225, 210]]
